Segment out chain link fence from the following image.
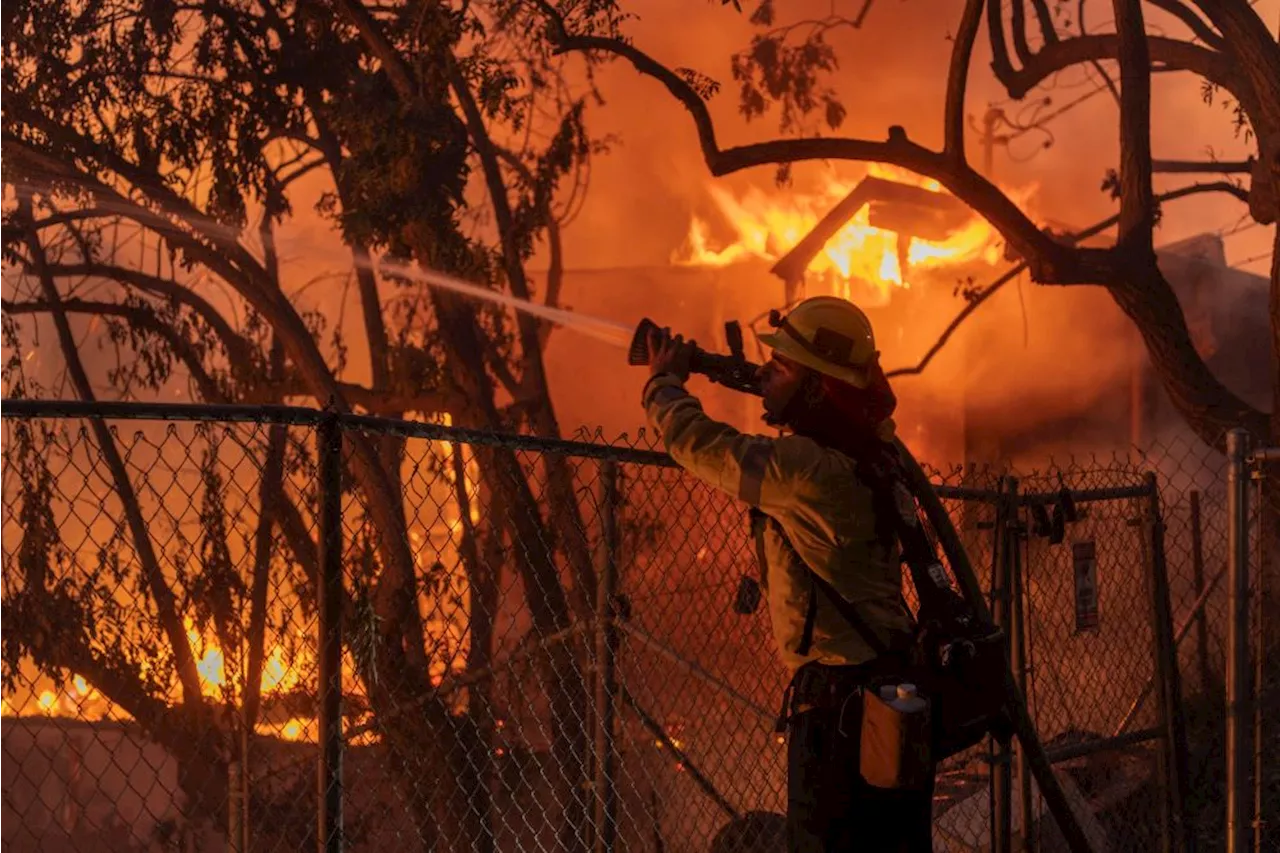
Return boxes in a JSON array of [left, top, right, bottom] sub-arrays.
[[1, 401, 1271, 852]]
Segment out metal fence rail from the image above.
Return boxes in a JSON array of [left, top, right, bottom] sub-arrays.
[[1, 400, 1268, 853]]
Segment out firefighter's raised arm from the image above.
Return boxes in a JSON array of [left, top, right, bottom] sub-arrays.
[[641, 326, 828, 512]]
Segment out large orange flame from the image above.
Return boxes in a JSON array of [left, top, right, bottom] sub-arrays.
[[675, 164, 1008, 303]]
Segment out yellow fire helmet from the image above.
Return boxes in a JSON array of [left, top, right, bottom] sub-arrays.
[[756, 295, 879, 388]]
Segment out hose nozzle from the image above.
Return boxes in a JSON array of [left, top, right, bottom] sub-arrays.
[[628, 317, 763, 397]]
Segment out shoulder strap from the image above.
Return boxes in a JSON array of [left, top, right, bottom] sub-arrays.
[[852, 451, 969, 620]]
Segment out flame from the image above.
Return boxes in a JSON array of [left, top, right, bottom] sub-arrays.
[[676, 164, 1009, 302], [182, 617, 307, 700], [280, 718, 310, 741]]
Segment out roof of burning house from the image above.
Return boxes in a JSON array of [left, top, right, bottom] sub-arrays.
[[1157, 234, 1271, 412]]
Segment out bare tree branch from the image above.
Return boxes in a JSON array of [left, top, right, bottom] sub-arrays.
[[42, 262, 253, 363], [1011, 0, 1032, 66], [1078, 0, 1122, 104], [1146, 0, 1224, 48], [494, 145, 565, 349], [945, 0, 986, 161], [887, 181, 1250, 379], [995, 33, 1236, 99], [534, 1, 1103, 284], [1114, 0, 1155, 254], [8, 106, 269, 286], [1188, 1, 1280, 114], [3, 297, 226, 400], [1026, 0, 1058, 45], [987, 0, 1016, 84]]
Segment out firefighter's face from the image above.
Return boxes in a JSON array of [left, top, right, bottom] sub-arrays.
[[757, 353, 810, 421]]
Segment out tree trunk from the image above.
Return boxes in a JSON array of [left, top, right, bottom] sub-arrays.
[[1104, 262, 1270, 445]]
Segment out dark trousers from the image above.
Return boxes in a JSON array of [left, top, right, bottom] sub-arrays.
[[786, 702, 934, 853]]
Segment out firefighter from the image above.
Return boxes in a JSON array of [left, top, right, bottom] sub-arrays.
[[642, 296, 934, 853]]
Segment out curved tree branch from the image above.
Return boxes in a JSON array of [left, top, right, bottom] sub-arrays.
[[1010, 0, 1032, 66], [536, 6, 1098, 284], [887, 180, 1249, 379], [945, 0, 986, 161], [3, 298, 226, 401], [1188, 0, 1280, 122], [987, 0, 1016, 84], [1146, 0, 1224, 49], [995, 33, 1236, 99], [42, 262, 253, 364]]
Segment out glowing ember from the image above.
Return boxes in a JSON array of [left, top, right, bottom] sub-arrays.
[[676, 164, 1008, 302], [37, 691, 56, 713]]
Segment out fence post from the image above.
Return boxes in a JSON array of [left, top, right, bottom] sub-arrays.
[[1010, 520, 1033, 850], [593, 460, 619, 853], [1225, 429, 1250, 853], [1143, 472, 1189, 853], [991, 476, 1017, 853], [1187, 491, 1212, 695], [317, 412, 344, 853]]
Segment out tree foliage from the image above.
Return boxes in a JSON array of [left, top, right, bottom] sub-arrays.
[[3, 0, 621, 848]]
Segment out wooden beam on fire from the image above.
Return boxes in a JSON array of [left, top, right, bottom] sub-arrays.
[[770, 180, 875, 288], [769, 176, 971, 289]]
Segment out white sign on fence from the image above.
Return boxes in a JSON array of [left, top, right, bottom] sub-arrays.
[[1072, 539, 1100, 634]]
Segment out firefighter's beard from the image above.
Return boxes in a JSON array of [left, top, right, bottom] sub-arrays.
[[761, 374, 820, 429]]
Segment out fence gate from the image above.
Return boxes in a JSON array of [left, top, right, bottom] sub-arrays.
[[931, 470, 1190, 853]]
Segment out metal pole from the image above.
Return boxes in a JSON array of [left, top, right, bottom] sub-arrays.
[[1143, 472, 1189, 853], [1188, 491, 1212, 695], [317, 413, 344, 853], [1225, 429, 1250, 853], [1251, 467, 1265, 853], [1011, 524, 1033, 850], [593, 461, 619, 853], [991, 476, 1016, 853]]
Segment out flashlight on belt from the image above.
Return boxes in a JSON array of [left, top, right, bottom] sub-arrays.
[[628, 318, 764, 396]]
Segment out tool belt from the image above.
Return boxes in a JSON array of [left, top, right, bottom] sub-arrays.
[[776, 658, 897, 733], [778, 659, 935, 792]]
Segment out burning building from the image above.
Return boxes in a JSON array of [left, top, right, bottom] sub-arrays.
[[546, 169, 1271, 475]]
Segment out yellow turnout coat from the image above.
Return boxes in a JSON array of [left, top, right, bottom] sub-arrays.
[[643, 375, 912, 672]]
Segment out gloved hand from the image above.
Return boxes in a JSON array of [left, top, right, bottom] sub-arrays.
[[646, 326, 695, 381]]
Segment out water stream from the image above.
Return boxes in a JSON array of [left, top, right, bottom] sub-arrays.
[[374, 259, 635, 349]]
